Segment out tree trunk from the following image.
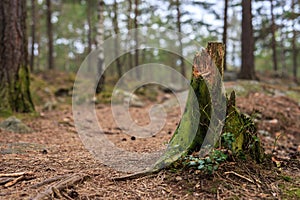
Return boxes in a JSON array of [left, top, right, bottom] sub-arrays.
[[134, 0, 140, 79], [96, 0, 105, 94], [239, 0, 256, 79], [46, 0, 54, 70], [270, 0, 278, 73], [176, 0, 186, 78], [222, 0, 228, 71], [30, 0, 36, 72], [127, 0, 133, 71], [280, 22, 287, 76], [0, 0, 35, 113], [113, 0, 122, 78], [86, 0, 92, 72], [87, 0, 92, 55], [291, 0, 298, 82]]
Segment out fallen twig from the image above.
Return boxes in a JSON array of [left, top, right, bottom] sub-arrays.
[[224, 171, 255, 184], [31, 175, 68, 189], [0, 177, 14, 185], [112, 169, 158, 181], [61, 191, 73, 200], [32, 173, 90, 200], [0, 171, 35, 187], [0, 171, 33, 178], [4, 175, 25, 187]]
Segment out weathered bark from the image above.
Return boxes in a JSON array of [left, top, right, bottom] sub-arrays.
[[222, 0, 228, 71], [0, 0, 35, 113], [270, 0, 278, 72], [46, 0, 54, 70], [239, 0, 256, 79], [113, 0, 122, 78], [114, 42, 264, 180], [30, 0, 36, 72], [96, 0, 105, 93]]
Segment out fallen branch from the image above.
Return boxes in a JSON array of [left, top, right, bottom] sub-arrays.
[[224, 171, 255, 184], [33, 173, 90, 200]]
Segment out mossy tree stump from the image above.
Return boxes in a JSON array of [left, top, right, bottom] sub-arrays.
[[114, 42, 264, 180]]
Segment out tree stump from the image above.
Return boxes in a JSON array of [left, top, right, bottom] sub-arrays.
[[113, 42, 264, 181]]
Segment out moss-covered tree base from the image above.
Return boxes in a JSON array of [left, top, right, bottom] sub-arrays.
[[0, 65, 34, 114]]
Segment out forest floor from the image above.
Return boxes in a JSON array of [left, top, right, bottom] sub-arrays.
[[0, 71, 299, 200]]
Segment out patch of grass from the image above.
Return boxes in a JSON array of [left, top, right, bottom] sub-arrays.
[[210, 187, 218, 194], [286, 90, 300, 104], [0, 110, 40, 121], [285, 188, 300, 198], [282, 187, 300, 199], [281, 175, 292, 182], [135, 85, 159, 102], [0, 110, 13, 119], [279, 180, 300, 199], [30, 74, 55, 106]]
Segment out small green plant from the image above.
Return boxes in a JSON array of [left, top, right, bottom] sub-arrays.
[[273, 132, 282, 152], [185, 149, 228, 174], [221, 132, 235, 150]]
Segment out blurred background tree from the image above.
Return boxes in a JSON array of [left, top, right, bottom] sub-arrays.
[[23, 0, 299, 80]]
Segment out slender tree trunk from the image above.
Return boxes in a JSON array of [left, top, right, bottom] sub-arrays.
[[176, 0, 186, 78], [127, 0, 133, 71], [134, 0, 140, 79], [96, 0, 105, 93], [222, 0, 228, 71], [291, 0, 298, 81], [113, 0, 122, 78], [30, 0, 36, 72], [270, 0, 278, 72], [0, 0, 35, 113], [87, 0, 92, 72], [87, 0, 92, 54], [36, 9, 41, 71], [231, 42, 236, 67], [46, 0, 54, 70], [280, 22, 287, 76], [239, 0, 256, 80]]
